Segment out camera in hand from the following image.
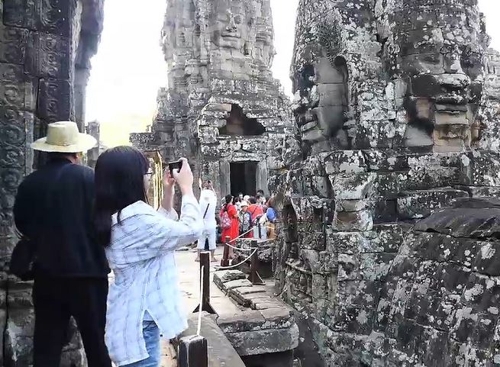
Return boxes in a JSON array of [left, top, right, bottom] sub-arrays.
[[168, 160, 183, 174]]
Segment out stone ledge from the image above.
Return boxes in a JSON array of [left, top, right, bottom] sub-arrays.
[[213, 269, 246, 291], [212, 269, 299, 358], [229, 286, 267, 307], [225, 324, 300, 356], [217, 307, 293, 334]]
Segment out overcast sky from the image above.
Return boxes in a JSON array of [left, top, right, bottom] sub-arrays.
[[86, 0, 500, 141]]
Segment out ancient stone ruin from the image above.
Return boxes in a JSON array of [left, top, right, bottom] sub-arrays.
[[130, 0, 295, 200], [271, 0, 500, 365], [3, 0, 500, 365], [0, 0, 104, 364]]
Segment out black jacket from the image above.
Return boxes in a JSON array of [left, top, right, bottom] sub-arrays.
[[13, 158, 109, 278]]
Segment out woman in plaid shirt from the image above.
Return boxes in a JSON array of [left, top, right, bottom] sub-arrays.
[[94, 147, 203, 366]]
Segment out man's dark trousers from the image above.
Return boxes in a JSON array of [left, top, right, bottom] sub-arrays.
[[32, 277, 111, 367]]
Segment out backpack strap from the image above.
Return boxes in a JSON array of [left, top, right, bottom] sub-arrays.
[[203, 204, 210, 219]]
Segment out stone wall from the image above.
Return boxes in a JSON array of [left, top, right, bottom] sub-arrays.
[[272, 0, 500, 365], [0, 1, 104, 364], [131, 0, 295, 202]]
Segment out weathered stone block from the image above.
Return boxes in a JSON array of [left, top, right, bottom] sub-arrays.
[[222, 279, 253, 291], [462, 186, 500, 198], [372, 197, 398, 223], [251, 300, 286, 311], [467, 151, 500, 187], [214, 270, 245, 283], [398, 154, 462, 191], [26, 32, 71, 79], [333, 210, 373, 232], [363, 150, 408, 172], [331, 173, 376, 201], [0, 26, 29, 65], [297, 228, 325, 251], [322, 151, 367, 174], [260, 308, 293, 329], [229, 286, 267, 307], [359, 253, 395, 281], [326, 231, 368, 255], [217, 311, 266, 333], [397, 188, 469, 220], [3, 0, 73, 36], [225, 324, 299, 356], [37, 78, 73, 121], [373, 173, 400, 198]]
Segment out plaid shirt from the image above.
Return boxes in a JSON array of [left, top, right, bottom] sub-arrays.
[[105, 195, 202, 366]]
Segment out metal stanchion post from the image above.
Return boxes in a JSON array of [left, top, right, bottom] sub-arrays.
[[193, 251, 216, 314], [221, 235, 230, 267], [247, 240, 264, 285]]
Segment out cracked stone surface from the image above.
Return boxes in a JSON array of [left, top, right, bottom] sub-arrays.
[[213, 269, 299, 357], [0, 0, 104, 364], [130, 0, 295, 201], [271, 0, 500, 366]]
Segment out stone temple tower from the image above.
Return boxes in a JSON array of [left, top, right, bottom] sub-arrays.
[[271, 0, 500, 365], [131, 0, 294, 200]]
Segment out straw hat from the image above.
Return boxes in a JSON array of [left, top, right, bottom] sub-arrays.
[[240, 201, 249, 207], [31, 121, 97, 153]]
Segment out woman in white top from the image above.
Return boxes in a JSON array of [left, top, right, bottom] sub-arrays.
[[94, 147, 203, 367], [196, 180, 218, 262]]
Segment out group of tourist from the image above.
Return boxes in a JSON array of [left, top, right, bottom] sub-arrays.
[[11, 121, 212, 367], [219, 192, 277, 257], [195, 184, 277, 262]]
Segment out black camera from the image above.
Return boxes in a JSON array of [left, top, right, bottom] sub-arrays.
[[167, 160, 183, 174]]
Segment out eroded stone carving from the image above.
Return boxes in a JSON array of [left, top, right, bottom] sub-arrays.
[[389, 1, 488, 152], [273, 1, 500, 366], [131, 0, 294, 200], [0, 0, 104, 364]]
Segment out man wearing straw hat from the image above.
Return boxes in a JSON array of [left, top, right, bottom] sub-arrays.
[[13, 121, 111, 366]]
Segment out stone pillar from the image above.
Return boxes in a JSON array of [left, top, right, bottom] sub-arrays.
[[86, 120, 101, 169], [0, 0, 104, 364]]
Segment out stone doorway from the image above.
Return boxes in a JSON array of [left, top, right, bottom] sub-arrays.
[[230, 162, 258, 196]]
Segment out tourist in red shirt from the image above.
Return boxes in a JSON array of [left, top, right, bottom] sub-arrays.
[[247, 196, 266, 239], [247, 196, 264, 222], [220, 195, 239, 258]]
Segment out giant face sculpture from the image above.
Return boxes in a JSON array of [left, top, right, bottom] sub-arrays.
[[210, 0, 274, 77], [392, 0, 488, 152], [214, 8, 243, 50], [292, 23, 350, 153]]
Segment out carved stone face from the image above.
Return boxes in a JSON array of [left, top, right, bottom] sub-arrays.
[[213, 1, 247, 51], [211, 0, 273, 63], [392, 1, 488, 151]]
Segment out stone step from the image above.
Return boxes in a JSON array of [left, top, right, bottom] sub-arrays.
[[229, 286, 267, 307], [213, 269, 247, 290]]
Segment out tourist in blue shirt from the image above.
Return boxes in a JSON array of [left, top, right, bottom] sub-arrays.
[[265, 197, 277, 239]]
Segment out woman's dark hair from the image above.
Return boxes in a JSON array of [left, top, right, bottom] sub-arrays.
[[94, 146, 150, 247], [224, 194, 233, 209], [249, 196, 257, 204]]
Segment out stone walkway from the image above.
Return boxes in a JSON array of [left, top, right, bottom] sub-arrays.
[[161, 246, 241, 366]]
